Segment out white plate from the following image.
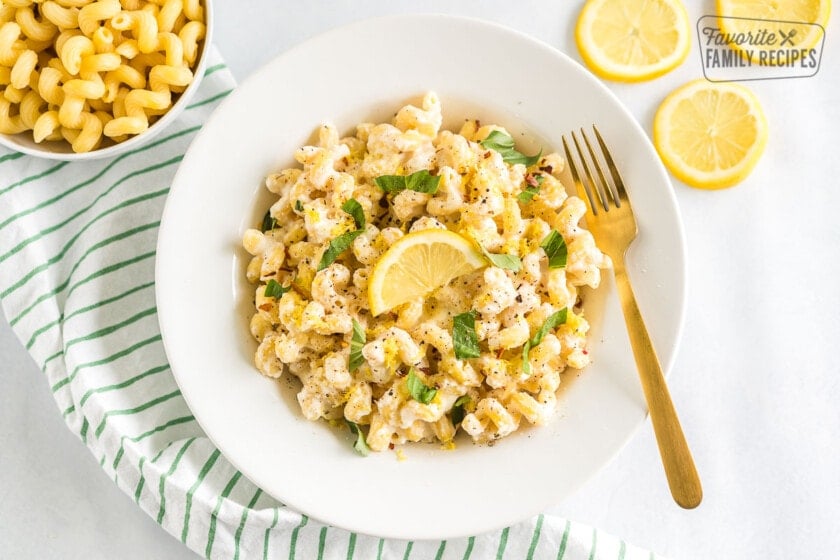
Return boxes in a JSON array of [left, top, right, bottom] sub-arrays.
[[156, 14, 686, 540]]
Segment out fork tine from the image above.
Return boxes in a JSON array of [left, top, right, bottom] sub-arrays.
[[562, 135, 598, 216], [581, 127, 620, 209], [571, 130, 609, 211], [593, 125, 628, 205]]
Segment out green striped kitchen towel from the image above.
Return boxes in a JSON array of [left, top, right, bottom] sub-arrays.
[[0, 47, 662, 560]]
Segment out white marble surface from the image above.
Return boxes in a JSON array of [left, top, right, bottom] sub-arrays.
[[2, 1, 839, 558]]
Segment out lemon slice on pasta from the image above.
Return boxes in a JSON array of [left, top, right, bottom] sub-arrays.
[[368, 229, 485, 316]]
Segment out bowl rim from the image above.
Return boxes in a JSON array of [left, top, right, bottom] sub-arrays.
[[0, 0, 215, 161], [156, 12, 688, 540]]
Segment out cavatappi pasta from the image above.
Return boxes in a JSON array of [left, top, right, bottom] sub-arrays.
[[243, 93, 610, 453], [0, 0, 206, 153]]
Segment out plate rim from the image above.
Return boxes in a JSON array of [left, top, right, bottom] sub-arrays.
[[156, 12, 687, 540]]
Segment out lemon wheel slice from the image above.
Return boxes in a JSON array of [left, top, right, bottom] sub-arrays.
[[575, 0, 691, 82], [653, 79, 768, 190], [716, 0, 831, 59], [368, 229, 486, 316]]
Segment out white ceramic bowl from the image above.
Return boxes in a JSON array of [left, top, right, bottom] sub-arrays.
[[0, 0, 214, 161], [157, 14, 686, 540]]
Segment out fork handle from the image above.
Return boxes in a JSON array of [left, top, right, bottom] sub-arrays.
[[613, 259, 703, 509]]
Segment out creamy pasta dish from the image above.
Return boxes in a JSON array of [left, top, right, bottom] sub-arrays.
[[243, 93, 610, 454]]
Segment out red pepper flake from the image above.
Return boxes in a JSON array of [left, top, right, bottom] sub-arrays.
[[525, 173, 539, 187], [388, 443, 395, 450], [583, 349, 589, 355], [483, 151, 491, 159], [258, 303, 273, 311]]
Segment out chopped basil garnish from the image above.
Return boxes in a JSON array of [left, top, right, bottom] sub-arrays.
[[374, 175, 405, 194], [319, 198, 368, 271], [451, 395, 471, 426], [341, 198, 365, 229], [374, 169, 440, 194], [479, 244, 522, 272], [260, 210, 277, 232], [540, 230, 568, 269], [452, 310, 481, 360], [318, 198, 368, 271], [521, 341, 532, 376], [264, 279, 290, 299], [480, 130, 541, 166], [518, 186, 539, 203], [531, 308, 568, 347], [294, 200, 304, 212], [406, 368, 437, 404], [522, 308, 568, 375], [349, 319, 366, 372], [318, 229, 363, 271], [518, 174, 545, 203], [345, 420, 370, 457]]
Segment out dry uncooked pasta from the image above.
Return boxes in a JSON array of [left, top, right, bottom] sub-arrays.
[[0, 0, 206, 153]]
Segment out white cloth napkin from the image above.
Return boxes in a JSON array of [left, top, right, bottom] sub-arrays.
[[0, 46, 663, 560]]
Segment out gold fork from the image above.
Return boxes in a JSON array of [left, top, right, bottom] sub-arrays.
[[563, 126, 702, 509]]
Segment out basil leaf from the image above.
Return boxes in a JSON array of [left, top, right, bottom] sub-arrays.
[[530, 308, 568, 348], [406, 368, 437, 404], [451, 395, 471, 426], [452, 310, 481, 360], [405, 170, 440, 193], [264, 279, 290, 299], [294, 200, 303, 212], [540, 230, 568, 268], [522, 309, 568, 375], [374, 170, 440, 194], [480, 130, 541, 167], [518, 186, 540, 203], [479, 244, 522, 272], [341, 198, 365, 229], [373, 175, 406, 194], [349, 319, 366, 372], [518, 174, 545, 203], [260, 210, 277, 232], [318, 229, 364, 270], [345, 420, 370, 457], [521, 340, 532, 376]]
